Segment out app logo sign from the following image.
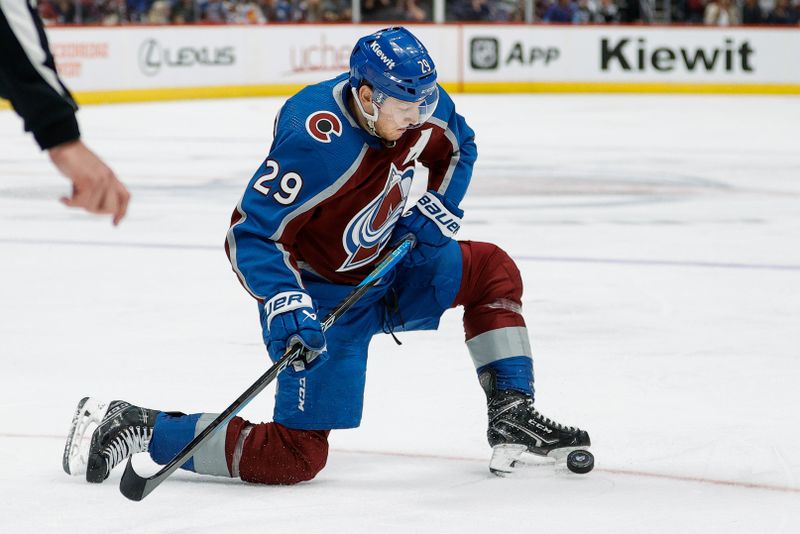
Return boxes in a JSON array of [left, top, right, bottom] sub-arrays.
[[470, 37, 560, 70], [470, 37, 499, 70]]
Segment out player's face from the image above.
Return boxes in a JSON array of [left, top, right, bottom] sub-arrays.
[[374, 97, 423, 141], [354, 85, 438, 142]]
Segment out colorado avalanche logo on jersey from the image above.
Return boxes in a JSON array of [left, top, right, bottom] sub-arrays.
[[339, 163, 414, 271], [305, 111, 342, 143]]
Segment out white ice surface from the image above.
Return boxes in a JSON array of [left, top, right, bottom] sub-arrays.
[[1, 94, 799, 534]]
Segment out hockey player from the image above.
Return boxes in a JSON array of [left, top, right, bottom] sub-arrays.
[[64, 27, 590, 485]]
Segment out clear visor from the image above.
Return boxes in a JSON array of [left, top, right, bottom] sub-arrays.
[[373, 86, 439, 129]]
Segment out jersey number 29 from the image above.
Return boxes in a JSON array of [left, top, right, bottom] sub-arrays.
[[253, 160, 303, 205]]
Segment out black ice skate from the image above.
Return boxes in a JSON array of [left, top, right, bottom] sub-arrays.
[[63, 397, 159, 483], [479, 369, 593, 475]]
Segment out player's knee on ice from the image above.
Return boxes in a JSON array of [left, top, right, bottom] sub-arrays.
[[229, 418, 330, 485]]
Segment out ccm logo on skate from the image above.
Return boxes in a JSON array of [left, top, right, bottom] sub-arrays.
[[305, 111, 342, 143], [418, 193, 461, 238], [527, 419, 554, 434], [264, 292, 314, 329]]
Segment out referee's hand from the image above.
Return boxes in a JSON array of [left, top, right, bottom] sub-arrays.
[[48, 139, 130, 226]]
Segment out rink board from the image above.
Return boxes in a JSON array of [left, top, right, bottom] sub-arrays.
[[1, 24, 798, 108]]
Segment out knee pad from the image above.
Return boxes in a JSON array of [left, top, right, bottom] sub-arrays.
[[230, 419, 329, 485], [454, 241, 526, 339]]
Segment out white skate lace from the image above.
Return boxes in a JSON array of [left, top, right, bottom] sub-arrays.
[[492, 394, 580, 433], [527, 400, 578, 432], [102, 426, 152, 474]]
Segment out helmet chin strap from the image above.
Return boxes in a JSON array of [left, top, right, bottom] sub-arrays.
[[351, 87, 380, 137], [350, 87, 398, 147]]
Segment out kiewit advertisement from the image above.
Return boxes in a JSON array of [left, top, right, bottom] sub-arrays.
[[462, 26, 800, 89]]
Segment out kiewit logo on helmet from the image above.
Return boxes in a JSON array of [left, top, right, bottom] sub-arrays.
[[369, 42, 396, 70]]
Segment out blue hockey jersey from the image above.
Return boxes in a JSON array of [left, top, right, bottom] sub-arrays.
[[225, 73, 477, 300]]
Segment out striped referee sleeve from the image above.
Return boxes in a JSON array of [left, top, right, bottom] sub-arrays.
[[0, 0, 79, 149]]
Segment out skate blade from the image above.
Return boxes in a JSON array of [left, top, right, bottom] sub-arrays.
[[489, 444, 528, 476], [62, 397, 110, 476], [490, 445, 593, 476]]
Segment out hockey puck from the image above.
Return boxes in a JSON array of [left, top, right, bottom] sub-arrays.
[[566, 450, 594, 474]]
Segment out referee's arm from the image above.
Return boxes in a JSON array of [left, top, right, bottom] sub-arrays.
[[0, 0, 80, 149], [0, 0, 129, 224]]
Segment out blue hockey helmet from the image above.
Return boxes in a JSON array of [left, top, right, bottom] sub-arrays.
[[349, 27, 439, 130]]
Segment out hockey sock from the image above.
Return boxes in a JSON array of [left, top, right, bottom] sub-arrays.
[[478, 356, 534, 396], [149, 412, 232, 476]]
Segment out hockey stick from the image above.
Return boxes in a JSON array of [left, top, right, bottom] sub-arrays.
[[119, 237, 415, 501]]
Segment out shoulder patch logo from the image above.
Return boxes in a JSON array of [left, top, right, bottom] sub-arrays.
[[305, 111, 343, 143]]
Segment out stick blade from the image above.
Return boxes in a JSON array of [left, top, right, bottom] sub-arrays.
[[119, 457, 154, 502]]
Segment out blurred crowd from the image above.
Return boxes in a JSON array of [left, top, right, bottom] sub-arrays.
[[535, 0, 800, 23], [37, 0, 800, 24], [38, 0, 353, 23]]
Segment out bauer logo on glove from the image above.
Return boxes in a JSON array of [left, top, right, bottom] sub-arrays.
[[393, 190, 464, 267], [263, 291, 328, 374], [264, 291, 314, 329], [418, 193, 461, 237]]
